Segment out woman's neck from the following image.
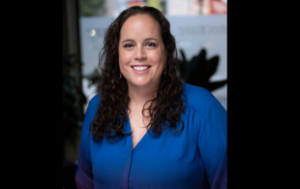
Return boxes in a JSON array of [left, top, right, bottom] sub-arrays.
[[127, 83, 158, 108]]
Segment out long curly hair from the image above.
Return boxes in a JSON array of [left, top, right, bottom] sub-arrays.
[[90, 6, 186, 142]]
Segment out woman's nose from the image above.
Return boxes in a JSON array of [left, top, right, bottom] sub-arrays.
[[135, 46, 146, 61]]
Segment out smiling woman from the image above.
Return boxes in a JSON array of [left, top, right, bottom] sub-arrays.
[[119, 14, 167, 91], [75, 6, 227, 189]]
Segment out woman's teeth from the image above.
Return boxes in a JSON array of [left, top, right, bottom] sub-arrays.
[[132, 66, 149, 71]]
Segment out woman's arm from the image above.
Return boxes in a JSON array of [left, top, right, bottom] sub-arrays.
[[75, 101, 95, 189], [198, 96, 227, 189]]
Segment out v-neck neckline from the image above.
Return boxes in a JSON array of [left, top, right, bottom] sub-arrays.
[[125, 116, 150, 151]]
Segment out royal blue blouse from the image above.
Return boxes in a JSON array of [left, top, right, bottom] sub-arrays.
[[75, 83, 227, 189]]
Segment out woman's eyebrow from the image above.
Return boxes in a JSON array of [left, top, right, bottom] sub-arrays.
[[121, 39, 135, 44], [144, 38, 158, 41], [121, 38, 158, 44]]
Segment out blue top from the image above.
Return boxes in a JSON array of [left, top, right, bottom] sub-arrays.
[[75, 83, 227, 189]]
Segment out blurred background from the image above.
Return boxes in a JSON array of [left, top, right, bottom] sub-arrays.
[[63, 0, 226, 188]]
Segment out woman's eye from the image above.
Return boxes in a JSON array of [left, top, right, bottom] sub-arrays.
[[124, 44, 133, 48], [147, 43, 156, 47]]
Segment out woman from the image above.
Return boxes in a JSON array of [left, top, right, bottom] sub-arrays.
[[75, 6, 227, 189]]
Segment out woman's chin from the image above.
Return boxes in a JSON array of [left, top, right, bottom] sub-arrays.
[[126, 80, 153, 88], [128, 82, 150, 88]]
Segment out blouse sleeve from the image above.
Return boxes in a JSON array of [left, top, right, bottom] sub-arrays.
[[198, 96, 227, 189], [75, 102, 94, 189]]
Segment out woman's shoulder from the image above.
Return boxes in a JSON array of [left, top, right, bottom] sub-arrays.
[[182, 83, 215, 115], [183, 83, 214, 100], [89, 93, 101, 107], [85, 93, 101, 115]]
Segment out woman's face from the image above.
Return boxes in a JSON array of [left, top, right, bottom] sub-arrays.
[[118, 14, 167, 89]]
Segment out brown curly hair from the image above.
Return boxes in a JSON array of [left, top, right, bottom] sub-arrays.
[[90, 6, 186, 142]]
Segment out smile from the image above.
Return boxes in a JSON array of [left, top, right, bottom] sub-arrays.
[[132, 66, 151, 71]]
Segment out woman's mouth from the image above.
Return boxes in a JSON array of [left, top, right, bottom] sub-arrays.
[[132, 66, 151, 71]]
